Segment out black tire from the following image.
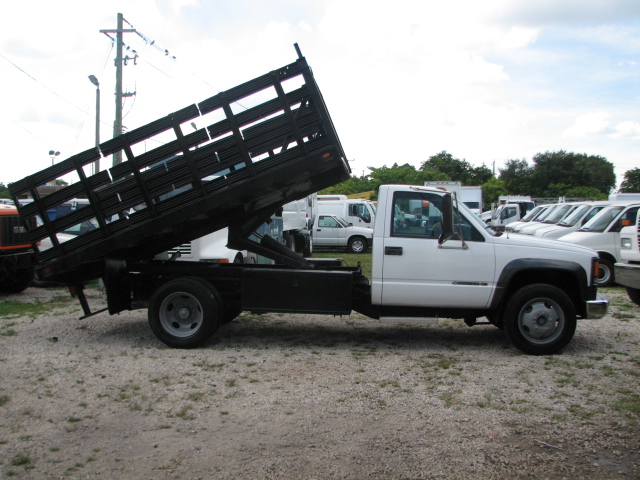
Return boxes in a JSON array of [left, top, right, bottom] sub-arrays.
[[0, 267, 34, 293], [502, 284, 576, 355], [596, 258, 614, 287], [283, 233, 295, 252], [348, 236, 368, 254], [303, 236, 313, 258], [148, 277, 221, 348], [627, 287, 640, 307]]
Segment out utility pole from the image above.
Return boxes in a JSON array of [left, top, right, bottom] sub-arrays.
[[100, 13, 136, 166]]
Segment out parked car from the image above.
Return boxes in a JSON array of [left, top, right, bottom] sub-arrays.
[[313, 214, 373, 253]]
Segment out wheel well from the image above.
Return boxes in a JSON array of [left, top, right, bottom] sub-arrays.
[[597, 251, 616, 264], [500, 269, 585, 318]]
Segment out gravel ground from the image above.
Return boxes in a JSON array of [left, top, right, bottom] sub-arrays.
[[0, 285, 638, 479]]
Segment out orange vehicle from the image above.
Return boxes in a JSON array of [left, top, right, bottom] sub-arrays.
[[0, 203, 35, 293]]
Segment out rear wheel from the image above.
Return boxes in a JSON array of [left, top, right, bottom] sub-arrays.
[[596, 258, 614, 287], [303, 236, 313, 258], [503, 284, 576, 355], [148, 277, 221, 348]]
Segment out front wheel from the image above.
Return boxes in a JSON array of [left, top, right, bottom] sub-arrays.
[[148, 277, 221, 348], [503, 284, 576, 355], [627, 287, 640, 307], [348, 236, 368, 254], [596, 258, 614, 287]]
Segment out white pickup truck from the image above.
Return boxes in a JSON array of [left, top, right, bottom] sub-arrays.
[[614, 209, 640, 306], [313, 214, 373, 253]]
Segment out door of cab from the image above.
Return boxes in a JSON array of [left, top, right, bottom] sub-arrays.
[[379, 191, 496, 308]]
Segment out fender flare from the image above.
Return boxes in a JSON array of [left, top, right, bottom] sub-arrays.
[[489, 258, 591, 312]]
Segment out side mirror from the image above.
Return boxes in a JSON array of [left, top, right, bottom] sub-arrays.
[[439, 193, 455, 245]]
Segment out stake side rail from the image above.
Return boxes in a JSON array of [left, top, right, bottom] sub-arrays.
[[11, 51, 350, 284]]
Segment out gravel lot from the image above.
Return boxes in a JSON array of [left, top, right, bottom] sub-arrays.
[[0, 284, 639, 479]]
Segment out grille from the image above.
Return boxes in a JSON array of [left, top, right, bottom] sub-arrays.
[[0, 215, 31, 247], [167, 243, 192, 257]]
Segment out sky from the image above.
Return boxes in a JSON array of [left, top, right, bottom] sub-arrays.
[[1, 0, 639, 190]]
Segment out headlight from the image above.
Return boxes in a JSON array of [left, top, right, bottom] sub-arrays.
[[621, 237, 632, 249]]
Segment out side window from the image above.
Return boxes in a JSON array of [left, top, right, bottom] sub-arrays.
[[613, 207, 640, 232], [502, 207, 516, 220], [392, 191, 444, 239], [356, 204, 371, 223], [318, 216, 339, 228], [391, 191, 484, 241]]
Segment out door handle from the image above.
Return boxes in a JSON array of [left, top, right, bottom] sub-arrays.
[[385, 246, 403, 255]]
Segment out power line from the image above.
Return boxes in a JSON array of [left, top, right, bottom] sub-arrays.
[[0, 52, 90, 118]]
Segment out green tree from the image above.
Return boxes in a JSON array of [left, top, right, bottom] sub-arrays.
[[421, 151, 477, 184], [368, 163, 423, 186], [619, 168, 640, 193], [498, 159, 534, 195], [481, 177, 508, 210], [564, 186, 607, 200], [0, 183, 10, 200], [530, 150, 615, 197]]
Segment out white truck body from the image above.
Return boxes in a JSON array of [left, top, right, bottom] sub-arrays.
[[422, 182, 483, 216], [609, 192, 640, 202], [615, 210, 640, 305], [559, 202, 640, 286], [317, 195, 376, 227], [460, 186, 483, 216]]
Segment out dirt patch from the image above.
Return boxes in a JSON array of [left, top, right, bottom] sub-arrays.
[[0, 285, 638, 479]]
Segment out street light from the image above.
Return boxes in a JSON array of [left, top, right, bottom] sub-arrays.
[[88, 75, 100, 175], [48, 150, 60, 166]]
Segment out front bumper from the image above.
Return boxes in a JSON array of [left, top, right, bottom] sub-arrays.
[[585, 293, 609, 319], [614, 263, 640, 290]]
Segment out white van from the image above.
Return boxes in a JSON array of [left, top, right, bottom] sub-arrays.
[[534, 201, 611, 240], [559, 202, 640, 286], [317, 195, 376, 227]]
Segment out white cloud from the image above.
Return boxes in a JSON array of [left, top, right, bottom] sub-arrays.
[[563, 112, 611, 138], [611, 121, 640, 139]]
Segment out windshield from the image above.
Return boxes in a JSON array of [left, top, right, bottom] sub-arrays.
[[533, 205, 559, 222], [543, 204, 574, 224], [558, 205, 590, 226], [491, 205, 504, 220], [580, 206, 625, 232], [520, 206, 543, 222], [335, 216, 350, 227]]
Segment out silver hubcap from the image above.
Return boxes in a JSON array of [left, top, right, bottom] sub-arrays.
[[598, 265, 611, 284], [159, 292, 203, 338], [518, 297, 564, 344]]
